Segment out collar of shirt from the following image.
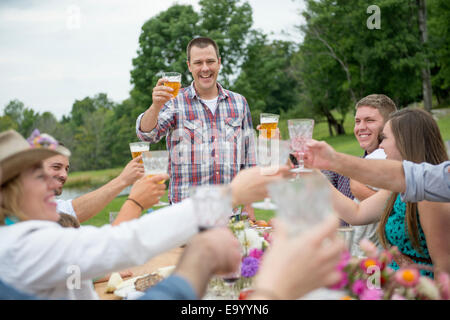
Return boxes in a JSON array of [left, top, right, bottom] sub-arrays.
[[186, 81, 230, 102]]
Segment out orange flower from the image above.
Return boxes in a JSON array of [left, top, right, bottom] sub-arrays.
[[394, 268, 420, 287]]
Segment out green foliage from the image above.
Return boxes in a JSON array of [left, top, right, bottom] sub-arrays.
[[130, 0, 253, 109]]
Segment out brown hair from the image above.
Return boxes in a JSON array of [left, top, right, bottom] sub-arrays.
[[57, 213, 80, 228], [378, 108, 448, 253], [186, 37, 220, 62], [355, 94, 397, 122]]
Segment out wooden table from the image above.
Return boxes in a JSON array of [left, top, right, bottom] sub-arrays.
[[94, 247, 184, 300]]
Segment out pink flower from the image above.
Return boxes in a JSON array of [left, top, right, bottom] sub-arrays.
[[336, 250, 351, 271], [360, 258, 382, 273], [351, 279, 366, 296], [359, 239, 378, 258], [394, 268, 420, 287], [330, 271, 348, 290], [359, 288, 383, 300], [263, 232, 272, 243], [436, 272, 449, 300], [248, 248, 264, 260]]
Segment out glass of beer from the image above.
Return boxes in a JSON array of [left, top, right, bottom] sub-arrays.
[[142, 150, 170, 207], [260, 113, 279, 139], [163, 72, 181, 108], [129, 142, 150, 164]]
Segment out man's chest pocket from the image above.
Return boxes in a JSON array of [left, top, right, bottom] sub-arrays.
[[224, 117, 243, 142], [183, 119, 204, 145]]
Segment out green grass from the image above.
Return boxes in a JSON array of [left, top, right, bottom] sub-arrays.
[[78, 109, 450, 226]]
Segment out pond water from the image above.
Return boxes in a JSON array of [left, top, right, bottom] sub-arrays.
[[58, 185, 132, 200]]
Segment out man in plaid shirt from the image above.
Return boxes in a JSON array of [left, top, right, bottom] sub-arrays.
[[136, 37, 256, 218]]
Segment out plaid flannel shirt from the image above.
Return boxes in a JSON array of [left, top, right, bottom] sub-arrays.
[[136, 82, 256, 204]]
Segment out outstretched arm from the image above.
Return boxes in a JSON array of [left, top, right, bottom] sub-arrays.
[[304, 140, 406, 193], [73, 156, 145, 223]]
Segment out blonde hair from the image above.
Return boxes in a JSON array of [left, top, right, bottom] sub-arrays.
[[0, 175, 28, 225]]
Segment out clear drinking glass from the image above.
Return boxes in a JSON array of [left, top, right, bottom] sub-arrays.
[[142, 150, 169, 206], [337, 226, 355, 251], [252, 138, 291, 211], [129, 142, 150, 164], [190, 184, 233, 231], [287, 119, 314, 175], [163, 72, 181, 109], [268, 173, 333, 237]]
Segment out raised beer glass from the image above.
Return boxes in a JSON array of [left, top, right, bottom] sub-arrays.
[[142, 150, 170, 206], [129, 142, 150, 164], [163, 72, 181, 109], [260, 113, 279, 139]]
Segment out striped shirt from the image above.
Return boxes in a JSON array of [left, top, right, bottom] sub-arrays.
[[136, 82, 256, 204]]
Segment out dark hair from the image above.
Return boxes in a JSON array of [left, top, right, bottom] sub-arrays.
[[355, 94, 397, 122], [57, 213, 80, 228], [186, 37, 220, 62], [378, 108, 448, 253]]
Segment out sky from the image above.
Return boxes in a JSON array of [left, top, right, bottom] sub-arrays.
[[0, 0, 305, 120]]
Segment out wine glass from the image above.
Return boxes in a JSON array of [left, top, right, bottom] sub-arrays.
[[251, 137, 291, 211], [288, 119, 314, 177], [268, 172, 333, 238], [142, 150, 170, 207], [163, 72, 181, 109]]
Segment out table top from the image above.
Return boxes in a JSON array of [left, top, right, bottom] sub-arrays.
[[94, 247, 184, 300]]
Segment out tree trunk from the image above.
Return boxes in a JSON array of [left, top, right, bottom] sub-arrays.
[[321, 108, 346, 136], [417, 0, 433, 112]]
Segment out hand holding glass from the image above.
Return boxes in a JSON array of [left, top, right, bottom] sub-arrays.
[[142, 150, 169, 206]]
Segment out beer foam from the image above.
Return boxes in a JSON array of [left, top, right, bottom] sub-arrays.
[[261, 117, 278, 124]]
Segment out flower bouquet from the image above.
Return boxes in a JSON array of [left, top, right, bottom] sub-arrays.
[[205, 216, 271, 299], [331, 240, 449, 300]]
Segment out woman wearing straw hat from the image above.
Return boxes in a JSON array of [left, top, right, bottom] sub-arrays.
[[0, 130, 244, 299]]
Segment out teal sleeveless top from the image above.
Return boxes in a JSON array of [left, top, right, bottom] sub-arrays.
[[385, 195, 433, 278]]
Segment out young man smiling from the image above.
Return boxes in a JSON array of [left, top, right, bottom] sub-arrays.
[[322, 94, 397, 256], [136, 37, 256, 219]]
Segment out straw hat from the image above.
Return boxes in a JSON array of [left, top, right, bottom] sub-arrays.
[[0, 130, 71, 185]]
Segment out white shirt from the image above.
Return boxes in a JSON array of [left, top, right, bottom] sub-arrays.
[[56, 199, 77, 218], [350, 148, 386, 257], [200, 97, 218, 115], [0, 199, 197, 300]]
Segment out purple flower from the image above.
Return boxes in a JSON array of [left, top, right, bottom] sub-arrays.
[[249, 248, 264, 260], [241, 256, 260, 278], [359, 288, 383, 300], [351, 279, 366, 296]]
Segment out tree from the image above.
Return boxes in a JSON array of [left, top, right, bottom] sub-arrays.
[[3, 99, 24, 125], [232, 31, 300, 125], [294, 0, 428, 134]]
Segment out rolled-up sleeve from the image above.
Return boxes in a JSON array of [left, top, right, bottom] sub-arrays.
[[401, 160, 450, 202], [136, 107, 175, 143]]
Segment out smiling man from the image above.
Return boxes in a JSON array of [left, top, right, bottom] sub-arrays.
[[322, 94, 397, 257], [136, 37, 256, 219]]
